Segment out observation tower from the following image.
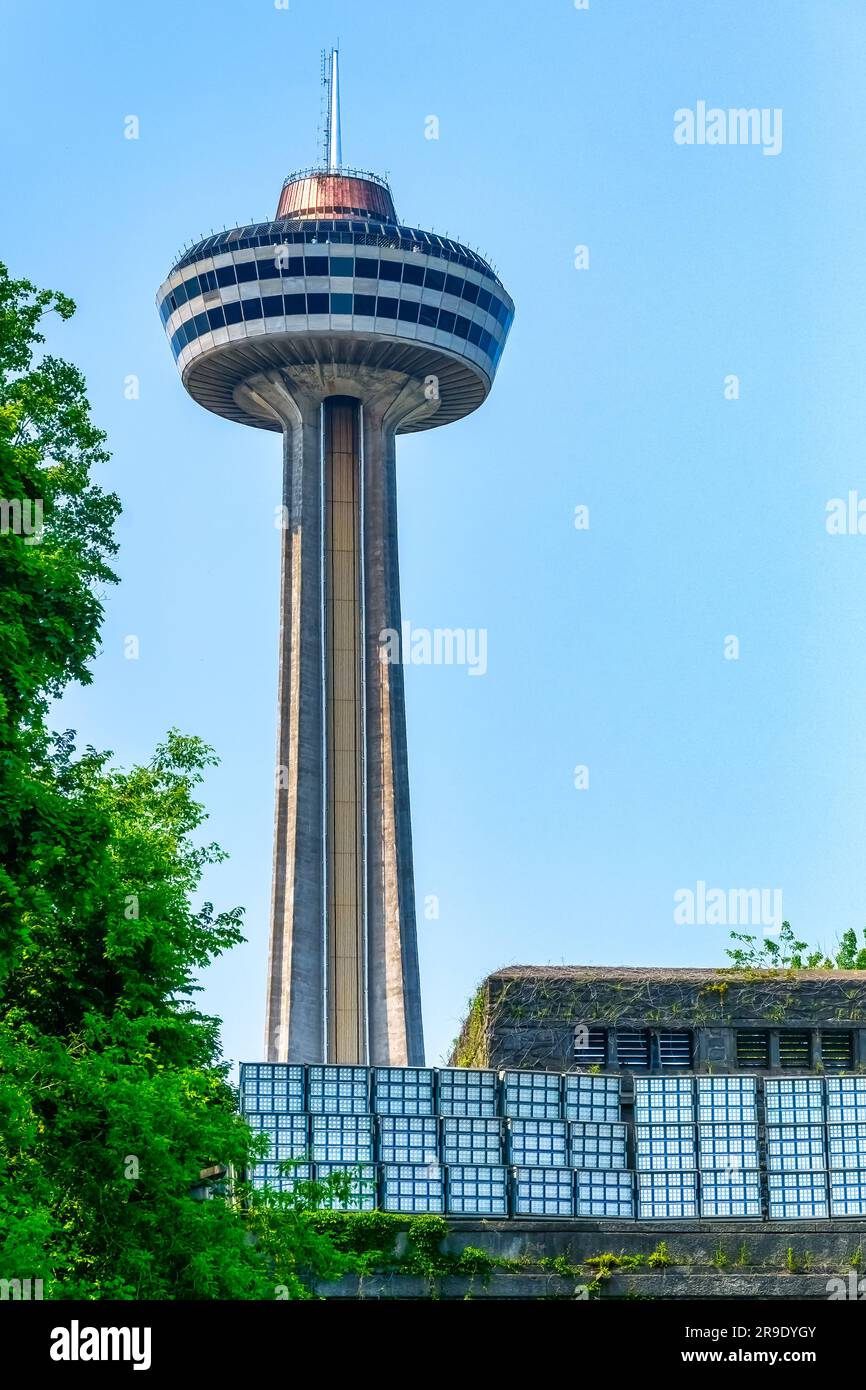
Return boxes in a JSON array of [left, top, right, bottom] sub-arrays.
[[157, 50, 514, 1066]]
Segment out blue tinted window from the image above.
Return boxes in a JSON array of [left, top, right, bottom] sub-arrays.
[[402, 263, 424, 286], [186, 276, 202, 300], [305, 256, 328, 276], [468, 322, 482, 346], [206, 307, 226, 330], [351, 221, 367, 233], [355, 257, 378, 278], [235, 262, 258, 283], [418, 303, 438, 328], [193, 312, 209, 336], [379, 261, 402, 282], [200, 269, 217, 293], [330, 257, 353, 277], [174, 282, 189, 307], [307, 292, 328, 314], [454, 315, 470, 340], [330, 293, 353, 314], [284, 293, 305, 315], [444, 274, 463, 297], [354, 294, 376, 316], [262, 295, 283, 316], [278, 256, 304, 276], [461, 279, 479, 304], [476, 288, 491, 312], [398, 300, 419, 323], [216, 265, 237, 288], [242, 299, 263, 321], [223, 302, 243, 326], [376, 296, 399, 318], [438, 310, 456, 333], [424, 268, 445, 292]]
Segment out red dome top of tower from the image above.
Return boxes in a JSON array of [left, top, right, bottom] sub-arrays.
[[275, 49, 398, 225], [275, 168, 396, 223]]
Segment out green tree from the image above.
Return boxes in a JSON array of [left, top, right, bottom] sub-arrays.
[[0, 264, 345, 1298], [726, 921, 866, 972]]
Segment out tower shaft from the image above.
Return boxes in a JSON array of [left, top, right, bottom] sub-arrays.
[[324, 399, 365, 1060], [260, 372, 426, 1066]]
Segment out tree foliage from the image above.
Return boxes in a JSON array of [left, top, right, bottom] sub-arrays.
[[726, 921, 866, 972], [0, 263, 342, 1298]]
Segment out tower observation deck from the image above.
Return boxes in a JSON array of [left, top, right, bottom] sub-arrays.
[[157, 50, 514, 1066]]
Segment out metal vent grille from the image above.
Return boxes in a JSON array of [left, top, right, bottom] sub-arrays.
[[779, 1031, 812, 1069], [616, 1030, 650, 1070], [736, 1031, 769, 1068], [659, 1031, 693, 1069], [821, 1033, 854, 1072], [573, 1027, 607, 1066]]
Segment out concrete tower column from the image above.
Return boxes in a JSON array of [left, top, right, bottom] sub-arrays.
[[245, 370, 430, 1066], [363, 385, 430, 1066], [240, 374, 326, 1064]]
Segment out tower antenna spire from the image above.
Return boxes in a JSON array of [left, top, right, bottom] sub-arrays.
[[322, 45, 342, 171]]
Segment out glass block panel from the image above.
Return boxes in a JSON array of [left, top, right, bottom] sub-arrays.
[[308, 1065, 370, 1115], [700, 1170, 762, 1218], [377, 1115, 439, 1165], [500, 1071, 562, 1119], [636, 1171, 699, 1219], [441, 1117, 503, 1166], [381, 1164, 444, 1213], [697, 1121, 760, 1171], [507, 1119, 569, 1167], [315, 1163, 377, 1211], [764, 1078, 824, 1125], [239, 1062, 305, 1114], [696, 1075, 758, 1123], [569, 1121, 628, 1170], [512, 1167, 574, 1217], [245, 1112, 309, 1161], [562, 1073, 620, 1122], [765, 1124, 827, 1172], [310, 1114, 375, 1163], [827, 1121, 866, 1170], [574, 1169, 634, 1217], [373, 1067, 435, 1116], [767, 1170, 828, 1219], [826, 1076, 866, 1121], [634, 1123, 697, 1171], [436, 1069, 498, 1118], [445, 1165, 509, 1217], [247, 1162, 313, 1194], [829, 1171, 866, 1216], [634, 1076, 694, 1124]]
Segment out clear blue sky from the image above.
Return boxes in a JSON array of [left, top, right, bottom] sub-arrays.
[[4, 0, 866, 1068]]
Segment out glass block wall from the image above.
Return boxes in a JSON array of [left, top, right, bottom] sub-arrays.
[[238, 1064, 866, 1219]]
